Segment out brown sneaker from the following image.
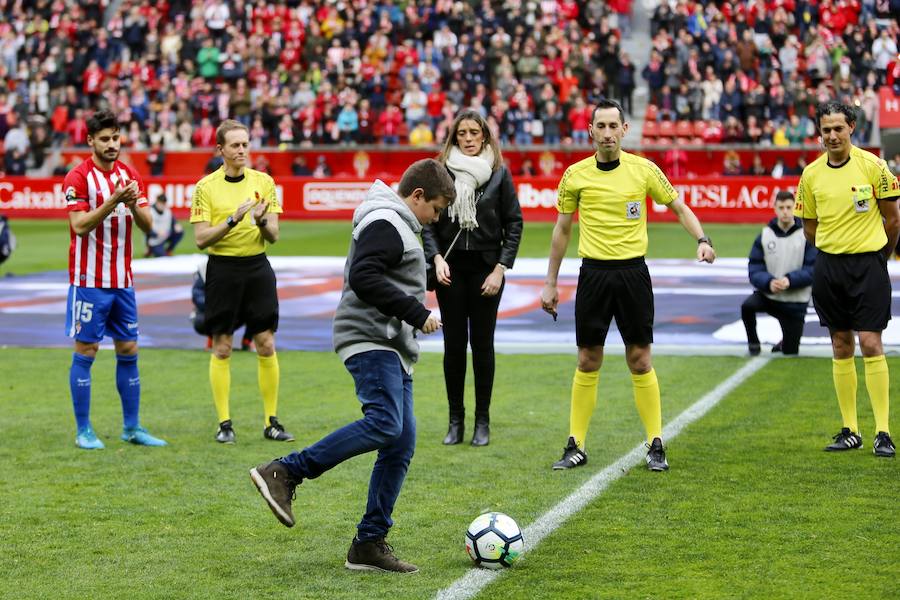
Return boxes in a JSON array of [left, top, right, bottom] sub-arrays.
[[345, 538, 419, 573], [249, 461, 299, 527]]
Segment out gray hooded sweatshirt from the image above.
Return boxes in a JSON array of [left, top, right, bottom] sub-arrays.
[[332, 180, 431, 373]]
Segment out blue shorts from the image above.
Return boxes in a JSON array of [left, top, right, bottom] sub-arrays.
[[65, 286, 139, 343]]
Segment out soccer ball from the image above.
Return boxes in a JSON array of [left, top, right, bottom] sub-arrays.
[[465, 512, 524, 569]]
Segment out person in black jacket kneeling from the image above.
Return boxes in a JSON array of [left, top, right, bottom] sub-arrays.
[[423, 110, 523, 447]]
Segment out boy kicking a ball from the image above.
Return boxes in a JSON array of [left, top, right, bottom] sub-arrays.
[[250, 159, 455, 572]]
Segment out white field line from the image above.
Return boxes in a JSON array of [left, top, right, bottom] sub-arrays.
[[434, 356, 769, 600]]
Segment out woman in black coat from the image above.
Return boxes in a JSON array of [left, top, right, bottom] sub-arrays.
[[423, 110, 523, 446]]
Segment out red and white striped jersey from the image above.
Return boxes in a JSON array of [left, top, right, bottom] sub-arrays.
[[65, 158, 148, 288]]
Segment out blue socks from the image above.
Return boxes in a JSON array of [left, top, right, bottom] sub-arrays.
[[70, 353, 94, 430], [116, 354, 140, 430]]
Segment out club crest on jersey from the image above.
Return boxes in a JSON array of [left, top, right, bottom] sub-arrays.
[[65, 186, 77, 204], [626, 201, 641, 219]]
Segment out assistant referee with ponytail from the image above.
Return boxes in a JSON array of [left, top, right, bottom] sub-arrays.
[[191, 119, 294, 445]]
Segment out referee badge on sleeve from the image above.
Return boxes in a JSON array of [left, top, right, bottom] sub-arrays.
[[626, 201, 642, 219]]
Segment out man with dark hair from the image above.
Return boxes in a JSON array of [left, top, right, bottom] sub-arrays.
[[250, 159, 455, 573], [799, 100, 900, 457], [541, 98, 716, 472], [741, 191, 816, 356], [191, 119, 294, 445], [63, 109, 167, 449]]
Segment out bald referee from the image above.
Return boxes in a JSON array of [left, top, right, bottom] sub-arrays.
[[799, 101, 899, 458], [540, 99, 716, 472], [191, 119, 294, 445]]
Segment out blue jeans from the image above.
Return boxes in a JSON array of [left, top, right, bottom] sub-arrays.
[[278, 350, 415, 541]]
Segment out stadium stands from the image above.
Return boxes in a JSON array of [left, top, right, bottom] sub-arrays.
[[0, 0, 897, 178], [642, 0, 899, 150]]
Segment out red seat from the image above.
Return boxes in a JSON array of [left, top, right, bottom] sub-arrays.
[[654, 136, 672, 146], [644, 104, 658, 122], [643, 121, 659, 138], [692, 121, 708, 137], [675, 120, 693, 138], [658, 120, 676, 138], [641, 137, 656, 146]]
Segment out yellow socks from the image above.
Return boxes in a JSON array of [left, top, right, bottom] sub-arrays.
[[864, 355, 890, 434], [209, 354, 231, 423], [258, 352, 280, 427], [832, 357, 858, 433], [632, 369, 662, 442], [570, 369, 599, 449]]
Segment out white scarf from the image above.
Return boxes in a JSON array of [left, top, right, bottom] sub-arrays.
[[445, 145, 494, 230]]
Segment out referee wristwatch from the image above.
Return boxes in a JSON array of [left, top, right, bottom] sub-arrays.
[[226, 215, 238, 228], [697, 236, 713, 247]]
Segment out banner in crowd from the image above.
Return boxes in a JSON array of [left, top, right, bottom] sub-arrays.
[[880, 87, 900, 130], [0, 176, 799, 223]]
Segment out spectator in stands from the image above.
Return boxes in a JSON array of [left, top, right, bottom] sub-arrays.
[[701, 67, 724, 120], [889, 152, 900, 177], [748, 154, 768, 176], [786, 115, 807, 146], [409, 121, 435, 147], [379, 104, 403, 145], [723, 150, 743, 176], [312, 155, 331, 178], [873, 27, 898, 84], [147, 143, 165, 177], [540, 101, 562, 146], [291, 156, 312, 176], [771, 157, 787, 179], [616, 53, 637, 116], [519, 158, 535, 176], [4, 147, 26, 175], [723, 116, 747, 144], [336, 102, 359, 145], [568, 96, 592, 146], [719, 79, 743, 122]]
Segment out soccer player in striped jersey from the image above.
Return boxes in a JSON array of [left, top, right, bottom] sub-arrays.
[[64, 109, 167, 450]]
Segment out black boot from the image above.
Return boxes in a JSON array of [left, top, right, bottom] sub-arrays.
[[471, 417, 490, 446], [443, 415, 464, 445]]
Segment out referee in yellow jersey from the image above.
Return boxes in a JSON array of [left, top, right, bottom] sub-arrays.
[[798, 101, 899, 457], [540, 99, 716, 472], [190, 119, 294, 444]]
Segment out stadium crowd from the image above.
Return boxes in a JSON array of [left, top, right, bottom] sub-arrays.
[[642, 0, 899, 147], [0, 0, 897, 176]]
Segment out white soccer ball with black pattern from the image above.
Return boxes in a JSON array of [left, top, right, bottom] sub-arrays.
[[465, 512, 524, 569]]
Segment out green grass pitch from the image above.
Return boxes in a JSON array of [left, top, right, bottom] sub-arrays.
[[2, 219, 897, 598], [1, 348, 898, 599]]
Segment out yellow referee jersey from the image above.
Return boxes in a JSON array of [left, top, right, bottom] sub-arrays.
[[190, 167, 283, 256], [557, 151, 678, 260], [797, 146, 900, 254]]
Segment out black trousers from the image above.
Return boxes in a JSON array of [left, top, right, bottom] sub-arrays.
[[741, 291, 806, 354], [435, 251, 503, 422]]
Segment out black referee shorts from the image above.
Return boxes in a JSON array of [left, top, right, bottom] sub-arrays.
[[575, 257, 654, 347], [205, 253, 279, 337], [812, 250, 891, 332]]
